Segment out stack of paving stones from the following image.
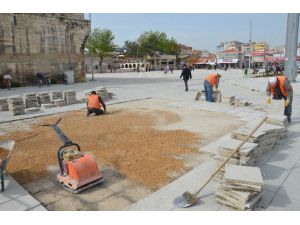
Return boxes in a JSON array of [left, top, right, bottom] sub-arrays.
[[231, 122, 286, 155], [0, 98, 9, 111], [215, 165, 264, 211], [24, 93, 40, 108], [266, 115, 288, 127], [7, 97, 25, 116], [97, 88, 114, 101], [51, 91, 63, 100], [37, 93, 51, 105], [64, 91, 77, 104], [213, 90, 222, 102], [213, 139, 259, 182], [222, 96, 235, 105], [51, 91, 66, 107]]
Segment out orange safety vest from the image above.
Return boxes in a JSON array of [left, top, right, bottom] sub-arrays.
[[204, 74, 218, 87], [270, 76, 292, 97], [87, 94, 102, 109]]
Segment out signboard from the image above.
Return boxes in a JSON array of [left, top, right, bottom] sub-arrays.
[[217, 59, 238, 64], [264, 56, 284, 62], [254, 43, 267, 51], [252, 51, 265, 56]]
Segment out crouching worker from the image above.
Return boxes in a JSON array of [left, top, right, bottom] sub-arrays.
[[267, 76, 293, 123], [204, 73, 221, 102], [87, 91, 107, 116]]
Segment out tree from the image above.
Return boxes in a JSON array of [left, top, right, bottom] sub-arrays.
[[86, 28, 116, 71], [124, 41, 139, 58], [137, 31, 179, 56]]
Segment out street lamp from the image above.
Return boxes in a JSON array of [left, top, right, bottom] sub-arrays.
[[89, 13, 95, 81]]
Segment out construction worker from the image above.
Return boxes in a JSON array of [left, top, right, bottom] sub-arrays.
[[204, 73, 221, 102], [86, 91, 107, 117], [266, 76, 293, 123]]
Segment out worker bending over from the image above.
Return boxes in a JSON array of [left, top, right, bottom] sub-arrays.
[[267, 76, 293, 123], [87, 91, 107, 116], [204, 73, 221, 102]]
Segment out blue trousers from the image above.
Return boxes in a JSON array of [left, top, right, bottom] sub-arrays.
[[204, 80, 214, 102]]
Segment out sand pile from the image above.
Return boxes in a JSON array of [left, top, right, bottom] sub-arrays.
[[0, 109, 200, 190]]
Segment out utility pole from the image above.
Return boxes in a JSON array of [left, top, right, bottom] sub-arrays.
[[248, 17, 252, 76], [89, 13, 95, 81], [284, 13, 299, 83]]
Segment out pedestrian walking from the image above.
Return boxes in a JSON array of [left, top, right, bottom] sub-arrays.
[[180, 64, 192, 92]]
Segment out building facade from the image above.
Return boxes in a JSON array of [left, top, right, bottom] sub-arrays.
[[0, 13, 90, 85]]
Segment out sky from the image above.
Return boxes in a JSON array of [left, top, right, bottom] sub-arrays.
[[85, 13, 300, 53]]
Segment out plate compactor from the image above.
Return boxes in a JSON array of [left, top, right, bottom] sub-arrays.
[[44, 118, 103, 193]]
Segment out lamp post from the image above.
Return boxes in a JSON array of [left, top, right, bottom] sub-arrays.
[[248, 17, 252, 76], [89, 13, 95, 81]]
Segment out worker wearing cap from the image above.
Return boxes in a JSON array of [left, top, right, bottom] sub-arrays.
[[267, 76, 293, 123], [203, 73, 221, 102], [86, 91, 107, 116]]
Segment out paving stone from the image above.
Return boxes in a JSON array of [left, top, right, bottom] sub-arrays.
[[96, 195, 132, 210], [47, 197, 88, 211], [0, 194, 40, 211], [122, 185, 151, 202], [0, 176, 28, 204], [78, 187, 114, 203], [28, 205, 47, 211]]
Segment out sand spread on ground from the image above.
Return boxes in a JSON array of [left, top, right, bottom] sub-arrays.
[[0, 108, 200, 190], [0, 147, 9, 160]]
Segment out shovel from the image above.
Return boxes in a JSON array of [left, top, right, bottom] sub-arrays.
[[173, 116, 268, 208]]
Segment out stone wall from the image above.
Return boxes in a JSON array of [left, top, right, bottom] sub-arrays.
[[0, 13, 90, 85]]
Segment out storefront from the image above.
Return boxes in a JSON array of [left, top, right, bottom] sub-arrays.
[[217, 58, 239, 69]]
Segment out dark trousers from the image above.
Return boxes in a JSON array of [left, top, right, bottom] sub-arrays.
[[284, 97, 293, 118], [87, 108, 104, 116], [184, 80, 188, 91], [204, 80, 214, 102]]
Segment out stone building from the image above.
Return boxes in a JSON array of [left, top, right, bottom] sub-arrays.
[[0, 13, 90, 85]]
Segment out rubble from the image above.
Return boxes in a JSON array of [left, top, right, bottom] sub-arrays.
[[7, 97, 25, 116], [215, 165, 264, 210]]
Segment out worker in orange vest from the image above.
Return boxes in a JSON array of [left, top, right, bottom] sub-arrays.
[[86, 91, 107, 116], [267, 76, 293, 123], [203, 73, 221, 102]]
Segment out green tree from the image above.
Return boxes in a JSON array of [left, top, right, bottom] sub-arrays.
[[137, 31, 179, 56], [124, 40, 139, 58], [86, 28, 116, 71]]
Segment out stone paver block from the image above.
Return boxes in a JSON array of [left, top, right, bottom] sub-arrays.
[[97, 195, 132, 211], [0, 194, 40, 211]]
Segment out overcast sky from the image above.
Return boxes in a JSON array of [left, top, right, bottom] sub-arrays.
[[86, 14, 299, 52]]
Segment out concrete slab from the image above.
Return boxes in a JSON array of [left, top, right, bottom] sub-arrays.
[[224, 165, 263, 185]]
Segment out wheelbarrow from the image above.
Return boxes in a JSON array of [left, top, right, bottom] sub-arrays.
[[0, 140, 15, 192]]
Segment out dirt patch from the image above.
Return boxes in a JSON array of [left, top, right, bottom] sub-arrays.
[[0, 147, 9, 160], [0, 108, 200, 190]]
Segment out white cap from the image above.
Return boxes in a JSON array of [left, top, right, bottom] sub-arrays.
[[269, 77, 277, 85]]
